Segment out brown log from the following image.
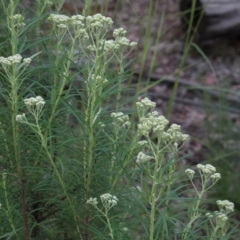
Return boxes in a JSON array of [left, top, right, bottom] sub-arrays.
[[180, 0, 240, 40]]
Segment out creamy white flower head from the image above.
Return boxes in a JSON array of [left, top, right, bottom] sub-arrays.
[[137, 113, 169, 137], [16, 114, 27, 123], [216, 213, 228, 221], [137, 140, 148, 146], [57, 23, 67, 29], [24, 96, 45, 113], [12, 14, 23, 20], [197, 164, 216, 177], [100, 193, 118, 209], [111, 112, 130, 128], [136, 152, 152, 164], [23, 58, 31, 65], [185, 169, 195, 180], [136, 97, 156, 109], [216, 212, 228, 228], [211, 173, 221, 180], [217, 200, 234, 214], [87, 197, 98, 206], [0, 54, 22, 66], [86, 14, 113, 29], [48, 14, 69, 24], [113, 28, 127, 38], [90, 74, 108, 83], [102, 39, 119, 51], [71, 15, 84, 21], [130, 41, 137, 47]]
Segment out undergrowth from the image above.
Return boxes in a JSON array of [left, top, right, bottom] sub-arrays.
[[0, 0, 238, 239]]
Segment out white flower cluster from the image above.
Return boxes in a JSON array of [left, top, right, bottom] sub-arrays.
[[0, 54, 31, 67], [87, 193, 118, 211], [90, 74, 108, 84], [113, 28, 127, 38], [12, 14, 23, 20], [87, 197, 98, 207], [137, 140, 148, 146], [215, 212, 229, 228], [88, 26, 137, 52], [0, 54, 22, 65], [137, 112, 169, 137], [113, 27, 137, 48], [48, 14, 88, 39], [11, 14, 26, 29], [217, 200, 234, 214], [16, 113, 27, 123], [162, 124, 189, 142], [197, 164, 221, 179], [136, 98, 189, 143], [24, 96, 45, 113], [100, 193, 118, 209], [111, 112, 131, 129], [185, 168, 195, 180], [186, 164, 221, 181], [86, 13, 113, 29], [136, 97, 156, 115], [206, 200, 234, 229], [136, 151, 152, 164], [48, 14, 70, 25]]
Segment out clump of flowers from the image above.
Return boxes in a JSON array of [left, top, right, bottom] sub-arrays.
[[183, 164, 223, 239], [86, 13, 113, 30], [185, 168, 195, 180], [86, 16, 137, 53], [10, 14, 26, 31], [87, 193, 118, 238], [100, 193, 118, 209], [136, 97, 189, 144], [0, 54, 32, 71], [24, 96, 45, 115], [185, 164, 221, 189], [136, 152, 153, 164], [111, 112, 131, 133], [16, 96, 45, 123], [206, 200, 234, 237], [136, 97, 156, 116], [48, 14, 88, 39], [0, 54, 22, 65], [87, 193, 118, 211], [216, 200, 234, 214], [86, 197, 98, 207], [86, 74, 108, 86]]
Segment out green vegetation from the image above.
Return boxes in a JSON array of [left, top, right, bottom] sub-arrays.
[[0, 0, 239, 239]]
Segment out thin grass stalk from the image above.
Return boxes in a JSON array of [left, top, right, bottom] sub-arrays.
[[166, 0, 205, 118], [135, 0, 154, 96]]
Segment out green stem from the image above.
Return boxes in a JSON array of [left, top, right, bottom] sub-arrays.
[[166, 0, 199, 119], [2, 172, 19, 240]]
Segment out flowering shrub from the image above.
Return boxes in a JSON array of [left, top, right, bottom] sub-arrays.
[[0, 0, 237, 239]]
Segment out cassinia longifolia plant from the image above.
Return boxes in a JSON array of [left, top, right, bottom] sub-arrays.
[[0, 0, 237, 239]]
